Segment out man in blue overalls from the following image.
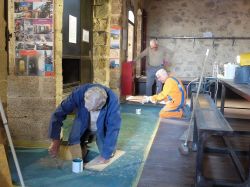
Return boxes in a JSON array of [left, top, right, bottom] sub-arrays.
[[48, 84, 121, 164]]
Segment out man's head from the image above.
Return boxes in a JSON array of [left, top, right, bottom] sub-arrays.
[[156, 69, 168, 83], [84, 86, 108, 111], [149, 39, 158, 50]]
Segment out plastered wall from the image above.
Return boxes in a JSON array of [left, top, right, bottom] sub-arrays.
[[144, 0, 250, 77]]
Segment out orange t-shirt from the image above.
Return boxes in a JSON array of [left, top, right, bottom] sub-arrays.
[[152, 77, 186, 111]]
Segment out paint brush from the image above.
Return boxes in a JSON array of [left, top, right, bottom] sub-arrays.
[[54, 157, 64, 169], [38, 155, 64, 169]]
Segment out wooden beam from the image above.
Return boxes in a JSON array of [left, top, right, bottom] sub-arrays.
[[0, 144, 12, 187]]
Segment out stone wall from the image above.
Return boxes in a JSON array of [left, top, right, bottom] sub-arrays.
[[93, 0, 111, 86], [0, 0, 7, 145], [109, 0, 123, 96], [0, 1, 7, 106], [7, 0, 63, 147], [93, 0, 125, 96], [144, 0, 250, 78]]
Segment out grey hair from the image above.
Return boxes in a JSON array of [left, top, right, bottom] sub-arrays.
[[156, 68, 168, 78], [84, 86, 108, 111]]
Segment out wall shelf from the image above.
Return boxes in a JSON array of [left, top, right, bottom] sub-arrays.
[[150, 36, 250, 47]]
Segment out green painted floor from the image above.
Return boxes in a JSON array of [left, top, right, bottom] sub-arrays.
[[9, 103, 161, 187]]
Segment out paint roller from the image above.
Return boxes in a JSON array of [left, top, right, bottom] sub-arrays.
[[179, 49, 210, 155], [0, 98, 25, 187]]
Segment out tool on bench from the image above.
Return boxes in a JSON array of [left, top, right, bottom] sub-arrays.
[[179, 49, 210, 155]]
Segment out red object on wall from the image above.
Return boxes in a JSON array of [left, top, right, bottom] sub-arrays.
[[121, 61, 135, 96]]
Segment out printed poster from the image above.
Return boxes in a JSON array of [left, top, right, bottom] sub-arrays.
[[110, 26, 121, 70], [69, 15, 77, 44], [82, 29, 89, 43], [110, 26, 121, 49], [14, 0, 54, 76]]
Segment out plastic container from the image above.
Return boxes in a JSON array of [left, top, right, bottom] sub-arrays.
[[240, 53, 250, 66], [224, 63, 238, 79], [234, 66, 250, 84]]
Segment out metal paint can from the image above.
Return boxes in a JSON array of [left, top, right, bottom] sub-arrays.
[[72, 158, 83, 173]]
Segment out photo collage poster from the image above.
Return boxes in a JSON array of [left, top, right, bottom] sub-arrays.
[[14, 0, 54, 76], [109, 26, 121, 69]]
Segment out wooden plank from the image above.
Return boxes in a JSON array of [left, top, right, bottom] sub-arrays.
[[0, 127, 7, 145], [126, 96, 146, 103], [195, 94, 233, 132], [137, 119, 196, 187], [195, 109, 233, 132], [197, 94, 211, 109], [219, 79, 250, 101], [0, 144, 12, 187], [84, 150, 125, 171]]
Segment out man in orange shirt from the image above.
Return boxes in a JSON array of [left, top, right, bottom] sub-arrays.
[[146, 69, 187, 118]]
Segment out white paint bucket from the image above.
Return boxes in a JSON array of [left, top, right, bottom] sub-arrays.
[[224, 63, 238, 79], [136, 108, 141, 115], [72, 158, 83, 173]]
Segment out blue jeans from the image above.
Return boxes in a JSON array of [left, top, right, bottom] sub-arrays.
[[146, 66, 163, 96], [80, 129, 103, 155]]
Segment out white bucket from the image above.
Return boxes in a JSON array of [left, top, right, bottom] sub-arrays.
[[224, 63, 238, 79], [72, 158, 83, 173]]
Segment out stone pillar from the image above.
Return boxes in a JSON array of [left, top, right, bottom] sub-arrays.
[[0, 0, 7, 145], [93, 0, 111, 86], [7, 0, 63, 147], [54, 1, 63, 106], [109, 0, 123, 96], [0, 1, 7, 106]]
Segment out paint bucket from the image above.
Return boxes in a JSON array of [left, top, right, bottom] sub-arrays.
[[72, 158, 83, 173], [136, 108, 141, 115]]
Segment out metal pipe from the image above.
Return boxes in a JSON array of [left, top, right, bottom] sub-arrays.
[[184, 49, 210, 146], [0, 98, 25, 187], [150, 36, 250, 40]]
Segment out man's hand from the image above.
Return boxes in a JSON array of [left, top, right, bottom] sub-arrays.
[[142, 96, 148, 104], [142, 96, 156, 104], [142, 96, 150, 104], [149, 96, 156, 104], [48, 139, 60, 158]]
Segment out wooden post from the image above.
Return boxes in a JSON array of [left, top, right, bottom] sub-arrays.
[[0, 144, 12, 187]]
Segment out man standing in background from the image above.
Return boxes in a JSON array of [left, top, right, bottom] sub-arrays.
[[134, 39, 169, 96]]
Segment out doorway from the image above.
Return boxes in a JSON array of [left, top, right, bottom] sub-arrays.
[[62, 0, 92, 93], [127, 10, 134, 61]]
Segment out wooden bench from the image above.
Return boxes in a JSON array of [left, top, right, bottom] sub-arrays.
[[192, 94, 250, 187]]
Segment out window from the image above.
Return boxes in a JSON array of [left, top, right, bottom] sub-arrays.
[[127, 10, 134, 61]]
